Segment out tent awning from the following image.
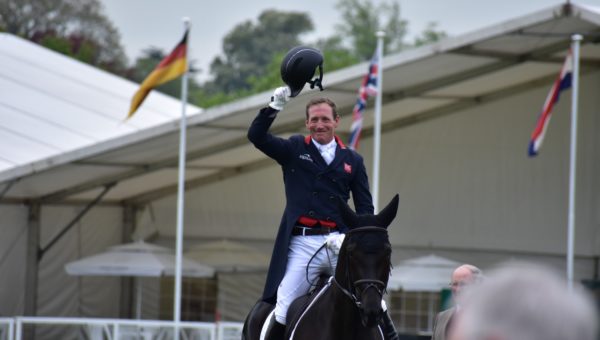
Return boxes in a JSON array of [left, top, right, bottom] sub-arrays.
[[2, 3, 600, 206]]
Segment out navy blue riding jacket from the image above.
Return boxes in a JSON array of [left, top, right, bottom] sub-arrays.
[[247, 106, 374, 303]]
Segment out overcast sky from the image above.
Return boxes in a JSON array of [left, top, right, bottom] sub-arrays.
[[99, 0, 597, 82]]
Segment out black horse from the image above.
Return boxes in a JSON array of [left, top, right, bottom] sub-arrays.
[[243, 194, 399, 340]]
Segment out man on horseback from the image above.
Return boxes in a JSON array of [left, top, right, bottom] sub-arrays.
[[247, 84, 399, 340]]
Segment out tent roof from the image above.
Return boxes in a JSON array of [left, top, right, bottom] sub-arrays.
[[0, 32, 201, 193], [2, 3, 600, 205]]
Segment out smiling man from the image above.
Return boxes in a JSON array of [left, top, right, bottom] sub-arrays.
[[247, 86, 398, 340]]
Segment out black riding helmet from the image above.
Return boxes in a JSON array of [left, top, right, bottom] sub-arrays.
[[280, 46, 324, 97]]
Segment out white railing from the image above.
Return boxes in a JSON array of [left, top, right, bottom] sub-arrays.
[[216, 322, 243, 340], [0, 318, 14, 340], [6, 317, 244, 340]]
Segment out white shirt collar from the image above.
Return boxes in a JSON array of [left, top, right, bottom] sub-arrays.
[[312, 138, 337, 151]]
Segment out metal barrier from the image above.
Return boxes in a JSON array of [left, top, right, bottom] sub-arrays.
[[216, 322, 243, 340], [0, 318, 14, 340], [8, 317, 244, 340]]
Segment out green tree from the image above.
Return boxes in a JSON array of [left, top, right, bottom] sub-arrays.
[[204, 10, 313, 95], [315, 36, 361, 71], [335, 0, 408, 60], [413, 22, 447, 47], [0, 0, 127, 73], [195, 2, 446, 108]]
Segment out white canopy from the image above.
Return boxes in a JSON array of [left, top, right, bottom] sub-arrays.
[[65, 241, 214, 278], [387, 254, 460, 292]]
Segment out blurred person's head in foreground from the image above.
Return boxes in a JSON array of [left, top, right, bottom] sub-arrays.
[[449, 262, 598, 340]]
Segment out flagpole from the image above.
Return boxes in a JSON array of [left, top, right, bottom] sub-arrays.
[[566, 34, 582, 291], [372, 31, 385, 212], [174, 17, 190, 339]]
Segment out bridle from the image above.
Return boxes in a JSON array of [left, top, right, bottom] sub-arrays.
[[332, 227, 389, 312]]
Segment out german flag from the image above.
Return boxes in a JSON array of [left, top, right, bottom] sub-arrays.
[[127, 30, 188, 119]]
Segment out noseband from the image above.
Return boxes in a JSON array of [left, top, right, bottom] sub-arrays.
[[332, 227, 389, 312]]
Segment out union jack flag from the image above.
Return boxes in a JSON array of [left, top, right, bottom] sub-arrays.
[[528, 50, 573, 157], [348, 53, 378, 150]]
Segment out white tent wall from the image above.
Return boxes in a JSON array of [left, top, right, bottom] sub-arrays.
[[140, 278, 161, 320], [0, 204, 28, 316], [372, 70, 600, 259], [36, 205, 123, 322], [374, 69, 599, 279], [217, 272, 266, 321], [153, 165, 286, 241]]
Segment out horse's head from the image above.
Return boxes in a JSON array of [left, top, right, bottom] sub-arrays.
[[335, 195, 399, 328]]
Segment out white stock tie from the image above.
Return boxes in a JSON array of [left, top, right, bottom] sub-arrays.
[[320, 145, 335, 165]]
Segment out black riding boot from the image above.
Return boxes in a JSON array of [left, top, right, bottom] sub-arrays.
[[380, 310, 399, 340], [265, 317, 286, 340]]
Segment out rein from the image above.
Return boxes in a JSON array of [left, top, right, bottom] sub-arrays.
[[304, 243, 333, 287]]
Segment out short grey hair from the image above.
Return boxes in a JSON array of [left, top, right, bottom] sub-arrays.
[[464, 264, 483, 282], [454, 264, 484, 284], [456, 262, 598, 340]]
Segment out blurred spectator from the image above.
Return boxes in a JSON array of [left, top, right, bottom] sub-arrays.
[[431, 264, 483, 340], [449, 262, 598, 340]]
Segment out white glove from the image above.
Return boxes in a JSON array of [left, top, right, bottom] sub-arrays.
[[268, 86, 291, 111], [325, 234, 345, 256]]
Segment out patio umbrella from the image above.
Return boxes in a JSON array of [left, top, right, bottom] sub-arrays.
[[387, 254, 460, 292], [65, 241, 215, 318]]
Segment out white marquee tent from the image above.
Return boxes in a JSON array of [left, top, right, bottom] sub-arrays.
[[1, 2, 600, 329]]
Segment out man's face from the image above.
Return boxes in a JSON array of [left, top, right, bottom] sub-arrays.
[[305, 103, 339, 144], [450, 267, 475, 302]]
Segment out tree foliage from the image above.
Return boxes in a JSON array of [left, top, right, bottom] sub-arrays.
[[413, 22, 447, 47], [1, 0, 448, 109], [196, 0, 447, 107], [335, 0, 408, 60], [203, 10, 313, 96], [0, 0, 128, 72]]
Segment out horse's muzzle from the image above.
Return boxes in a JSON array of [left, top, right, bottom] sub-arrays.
[[360, 307, 383, 328]]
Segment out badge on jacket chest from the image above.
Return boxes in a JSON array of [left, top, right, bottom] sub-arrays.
[[299, 153, 313, 162], [344, 162, 352, 174]]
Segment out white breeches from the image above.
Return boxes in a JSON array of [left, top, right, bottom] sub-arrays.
[[274, 233, 339, 324]]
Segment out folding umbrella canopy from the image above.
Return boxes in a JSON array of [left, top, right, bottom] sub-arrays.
[[65, 241, 214, 277], [185, 239, 269, 273], [65, 241, 215, 318], [387, 254, 460, 292]]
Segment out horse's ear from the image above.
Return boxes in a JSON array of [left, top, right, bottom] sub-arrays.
[[375, 194, 399, 228], [336, 196, 360, 228]]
